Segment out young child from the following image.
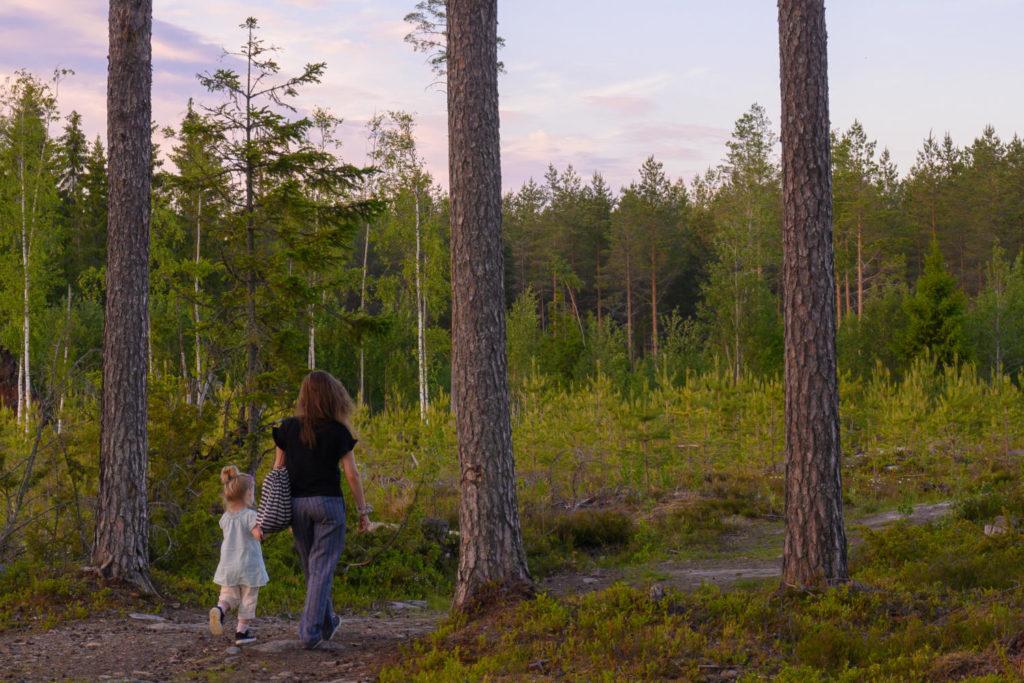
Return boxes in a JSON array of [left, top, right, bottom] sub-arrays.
[[209, 465, 269, 645]]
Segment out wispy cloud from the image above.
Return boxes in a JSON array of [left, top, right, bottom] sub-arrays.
[[6, 0, 1019, 192]]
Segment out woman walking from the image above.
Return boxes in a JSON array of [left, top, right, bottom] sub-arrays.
[[267, 371, 372, 649]]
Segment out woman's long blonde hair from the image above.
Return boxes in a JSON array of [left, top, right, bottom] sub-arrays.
[[296, 370, 355, 448]]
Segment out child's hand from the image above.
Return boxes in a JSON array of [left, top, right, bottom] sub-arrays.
[[252, 525, 264, 542]]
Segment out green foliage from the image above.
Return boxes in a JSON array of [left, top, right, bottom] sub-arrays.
[[904, 240, 969, 366], [385, 508, 1024, 681], [0, 560, 122, 632], [966, 245, 1024, 378], [837, 285, 910, 377]]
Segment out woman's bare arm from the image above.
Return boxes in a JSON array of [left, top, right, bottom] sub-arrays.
[[272, 446, 286, 469], [341, 452, 370, 532]]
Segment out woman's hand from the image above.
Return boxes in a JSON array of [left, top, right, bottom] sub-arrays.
[[342, 452, 371, 534], [252, 525, 264, 542]]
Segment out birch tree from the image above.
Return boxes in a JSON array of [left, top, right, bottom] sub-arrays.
[[368, 111, 434, 419], [0, 73, 60, 433]]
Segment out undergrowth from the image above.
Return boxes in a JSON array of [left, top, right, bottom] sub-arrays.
[[382, 504, 1024, 681]]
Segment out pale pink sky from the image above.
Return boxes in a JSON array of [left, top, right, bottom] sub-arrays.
[[2, 0, 1022, 191]]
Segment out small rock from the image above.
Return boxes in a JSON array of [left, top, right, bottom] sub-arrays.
[[649, 583, 665, 602], [85, 641, 101, 649], [528, 659, 549, 672], [985, 515, 1010, 536], [146, 621, 206, 632], [581, 577, 599, 585], [251, 639, 306, 653], [225, 646, 242, 655], [128, 612, 165, 622]]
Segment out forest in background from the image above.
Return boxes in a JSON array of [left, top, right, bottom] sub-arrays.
[[1, 18, 1024, 589]]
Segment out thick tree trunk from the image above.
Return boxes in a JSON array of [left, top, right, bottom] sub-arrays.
[[447, 0, 531, 612], [778, 0, 849, 589], [93, 0, 155, 593]]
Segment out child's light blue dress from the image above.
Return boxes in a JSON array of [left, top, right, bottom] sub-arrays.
[[213, 508, 269, 587]]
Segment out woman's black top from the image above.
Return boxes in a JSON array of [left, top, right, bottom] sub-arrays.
[[272, 417, 357, 498]]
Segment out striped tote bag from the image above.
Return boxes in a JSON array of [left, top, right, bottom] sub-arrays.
[[256, 467, 292, 533]]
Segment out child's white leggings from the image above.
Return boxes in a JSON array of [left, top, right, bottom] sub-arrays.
[[218, 585, 260, 620]]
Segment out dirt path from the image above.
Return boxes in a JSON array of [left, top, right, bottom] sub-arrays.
[[0, 603, 439, 682], [542, 501, 954, 596]]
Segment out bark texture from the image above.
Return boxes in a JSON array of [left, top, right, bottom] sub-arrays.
[[93, 0, 155, 593], [778, 0, 849, 589], [447, 0, 532, 611]]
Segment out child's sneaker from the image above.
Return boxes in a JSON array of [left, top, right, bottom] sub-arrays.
[[208, 606, 224, 636], [235, 629, 256, 645]]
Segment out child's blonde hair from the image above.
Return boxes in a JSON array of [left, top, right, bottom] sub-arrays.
[[221, 465, 254, 505]]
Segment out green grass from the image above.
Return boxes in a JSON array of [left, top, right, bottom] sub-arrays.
[[0, 561, 142, 632], [381, 503, 1024, 682]]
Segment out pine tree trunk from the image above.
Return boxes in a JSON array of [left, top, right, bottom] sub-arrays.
[[650, 246, 658, 359], [358, 221, 370, 406], [834, 270, 841, 326], [625, 251, 634, 364], [856, 219, 863, 318], [844, 270, 851, 318], [93, 0, 155, 593], [58, 285, 72, 434], [243, 24, 260, 471], [733, 258, 742, 381], [778, 0, 848, 590], [447, 0, 531, 612]]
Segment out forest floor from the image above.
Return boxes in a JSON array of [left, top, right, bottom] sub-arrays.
[[0, 502, 951, 682], [541, 501, 953, 596]]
